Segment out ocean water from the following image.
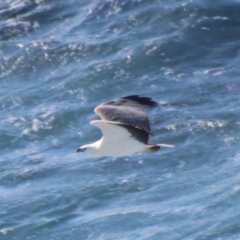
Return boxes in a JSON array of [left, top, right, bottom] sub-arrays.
[[1, 0, 240, 239]]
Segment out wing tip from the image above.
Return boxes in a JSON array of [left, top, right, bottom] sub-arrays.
[[121, 95, 158, 108]]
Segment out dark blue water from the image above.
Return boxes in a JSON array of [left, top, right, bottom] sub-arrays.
[[1, 0, 240, 239]]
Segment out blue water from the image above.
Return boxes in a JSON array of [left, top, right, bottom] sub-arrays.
[[1, 0, 240, 239]]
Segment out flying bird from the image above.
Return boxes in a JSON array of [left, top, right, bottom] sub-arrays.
[[77, 95, 174, 157]]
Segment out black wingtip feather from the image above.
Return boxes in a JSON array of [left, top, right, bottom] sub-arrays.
[[121, 95, 158, 108]]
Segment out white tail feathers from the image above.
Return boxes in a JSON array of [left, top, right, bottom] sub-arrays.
[[147, 143, 175, 152], [158, 143, 175, 148]]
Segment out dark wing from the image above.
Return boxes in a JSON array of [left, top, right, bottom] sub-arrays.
[[94, 95, 158, 133], [116, 123, 150, 144], [98, 95, 158, 110]]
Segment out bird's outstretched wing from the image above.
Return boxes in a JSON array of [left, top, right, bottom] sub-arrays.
[[94, 95, 158, 133], [91, 120, 149, 144]]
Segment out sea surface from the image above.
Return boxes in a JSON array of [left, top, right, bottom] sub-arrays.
[[1, 0, 240, 239]]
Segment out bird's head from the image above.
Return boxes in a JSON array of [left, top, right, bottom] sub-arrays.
[[76, 146, 87, 153], [76, 143, 98, 155]]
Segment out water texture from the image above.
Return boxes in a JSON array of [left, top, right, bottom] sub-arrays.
[[1, 0, 240, 239]]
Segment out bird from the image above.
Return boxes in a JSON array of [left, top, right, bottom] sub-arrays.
[[77, 95, 174, 157]]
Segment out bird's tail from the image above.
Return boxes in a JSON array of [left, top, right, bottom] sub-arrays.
[[147, 143, 175, 152], [158, 143, 175, 148]]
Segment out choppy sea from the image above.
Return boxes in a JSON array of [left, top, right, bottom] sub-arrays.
[[1, 0, 240, 239]]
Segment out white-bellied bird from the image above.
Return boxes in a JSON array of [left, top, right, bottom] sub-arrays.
[[77, 95, 174, 157]]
